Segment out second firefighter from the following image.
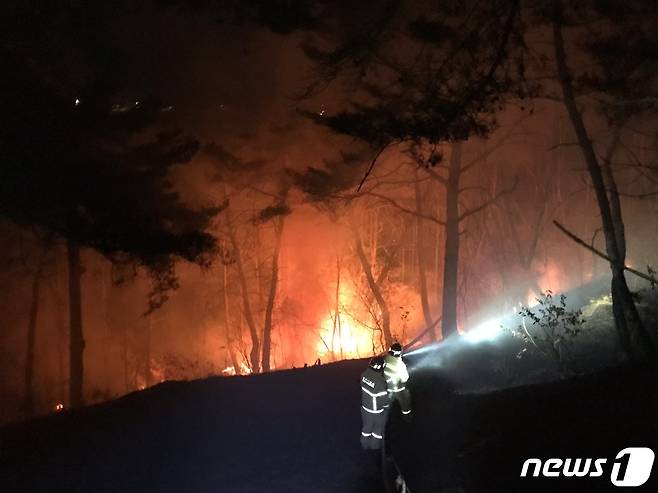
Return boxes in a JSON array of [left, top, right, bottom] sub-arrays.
[[360, 356, 390, 450]]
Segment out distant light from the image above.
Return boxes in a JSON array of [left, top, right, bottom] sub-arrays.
[[74, 98, 80, 106], [55, 403, 64, 411], [463, 317, 502, 344], [135, 101, 140, 106]]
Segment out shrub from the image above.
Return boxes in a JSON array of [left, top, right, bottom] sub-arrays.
[[508, 290, 585, 373]]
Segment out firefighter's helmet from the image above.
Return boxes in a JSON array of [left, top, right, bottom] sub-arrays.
[[369, 356, 385, 371], [389, 342, 403, 357]]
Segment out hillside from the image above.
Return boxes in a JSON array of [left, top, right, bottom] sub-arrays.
[[2, 360, 378, 493], [2, 296, 657, 492]]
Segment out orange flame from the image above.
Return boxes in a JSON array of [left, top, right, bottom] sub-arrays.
[[221, 363, 252, 376], [317, 285, 375, 360]]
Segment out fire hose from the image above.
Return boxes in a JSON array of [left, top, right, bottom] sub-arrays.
[[381, 411, 412, 493]]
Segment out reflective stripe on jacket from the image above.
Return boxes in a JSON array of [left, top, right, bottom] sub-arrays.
[[360, 367, 391, 414], [383, 354, 409, 393]]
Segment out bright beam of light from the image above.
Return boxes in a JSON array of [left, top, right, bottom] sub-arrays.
[[405, 315, 507, 371], [405, 340, 445, 357], [462, 317, 503, 344]]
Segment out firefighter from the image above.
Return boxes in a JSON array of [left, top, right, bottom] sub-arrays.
[[360, 356, 390, 450], [384, 342, 412, 421]]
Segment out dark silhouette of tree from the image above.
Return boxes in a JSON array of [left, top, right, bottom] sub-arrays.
[[301, 0, 530, 338], [225, 208, 262, 373], [205, 142, 292, 373], [1, 2, 219, 406], [167, 0, 322, 34], [303, 0, 528, 146], [547, 0, 658, 364], [351, 222, 394, 347], [413, 168, 435, 339], [258, 186, 291, 372], [15, 231, 56, 416]]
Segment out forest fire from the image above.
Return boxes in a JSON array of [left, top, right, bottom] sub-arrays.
[[317, 311, 373, 360], [3, 2, 658, 493], [1, 1, 657, 480], [316, 285, 377, 360], [221, 363, 252, 376]]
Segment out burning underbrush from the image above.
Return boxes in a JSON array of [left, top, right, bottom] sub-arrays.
[[315, 281, 420, 361]]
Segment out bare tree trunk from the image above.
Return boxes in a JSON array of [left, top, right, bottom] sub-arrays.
[[370, 210, 378, 269], [414, 172, 435, 340], [24, 256, 45, 416], [552, 3, 655, 363], [67, 239, 84, 408], [255, 220, 264, 308], [222, 259, 241, 374], [144, 314, 152, 387], [261, 217, 285, 372], [52, 269, 66, 398], [353, 225, 393, 347], [123, 323, 130, 392], [600, 129, 637, 356], [601, 127, 626, 259], [227, 213, 260, 373], [434, 200, 442, 307], [441, 142, 462, 338], [333, 255, 343, 360]]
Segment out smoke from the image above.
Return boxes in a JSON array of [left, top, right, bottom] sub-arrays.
[[3, 3, 658, 427], [404, 277, 628, 394]]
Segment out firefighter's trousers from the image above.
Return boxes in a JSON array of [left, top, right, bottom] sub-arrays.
[[360, 407, 388, 450], [391, 387, 412, 416]]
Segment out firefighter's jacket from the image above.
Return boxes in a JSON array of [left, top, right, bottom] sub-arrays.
[[360, 367, 391, 414], [383, 354, 409, 394]]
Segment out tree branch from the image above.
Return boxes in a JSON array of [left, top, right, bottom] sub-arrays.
[[553, 221, 657, 284], [363, 191, 446, 225], [423, 166, 448, 185], [546, 141, 580, 151], [356, 144, 392, 192], [461, 115, 530, 174], [375, 221, 412, 287], [459, 176, 518, 221]]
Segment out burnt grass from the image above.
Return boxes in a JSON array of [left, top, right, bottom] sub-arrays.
[[1, 358, 656, 492]]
